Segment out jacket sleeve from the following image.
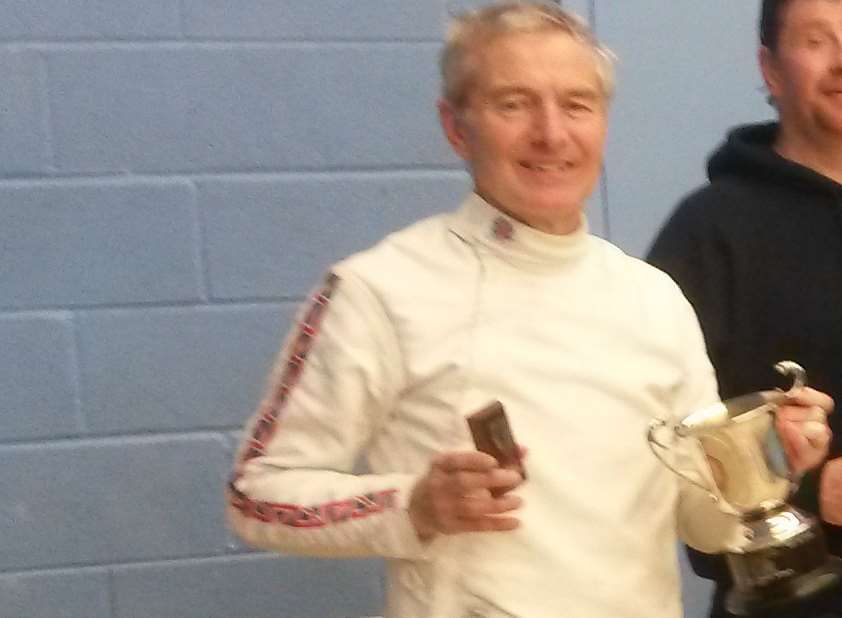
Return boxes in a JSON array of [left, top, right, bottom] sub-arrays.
[[226, 268, 431, 560]]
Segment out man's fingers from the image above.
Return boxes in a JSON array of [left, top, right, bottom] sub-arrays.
[[440, 514, 521, 535], [434, 446, 528, 475], [487, 467, 524, 491], [803, 420, 831, 443], [433, 451, 498, 473], [428, 474, 523, 533], [776, 400, 832, 454], [430, 467, 521, 496], [444, 494, 523, 533], [414, 448, 527, 537], [785, 387, 834, 414], [777, 419, 805, 454], [777, 405, 831, 443], [777, 417, 831, 474], [446, 470, 496, 494], [457, 491, 523, 516], [432, 451, 525, 494], [820, 459, 842, 525], [777, 404, 828, 424], [470, 514, 521, 533]]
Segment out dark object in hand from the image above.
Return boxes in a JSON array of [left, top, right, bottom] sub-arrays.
[[467, 401, 526, 486]]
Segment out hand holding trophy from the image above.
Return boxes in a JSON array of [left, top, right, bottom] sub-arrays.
[[648, 361, 842, 616]]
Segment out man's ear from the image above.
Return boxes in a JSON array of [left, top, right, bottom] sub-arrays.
[[438, 98, 470, 160], [759, 45, 783, 101]]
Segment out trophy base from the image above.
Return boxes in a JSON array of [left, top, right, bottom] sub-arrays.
[[724, 506, 842, 617], [725, 556, 842, 616]]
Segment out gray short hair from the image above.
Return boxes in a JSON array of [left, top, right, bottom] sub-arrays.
[[440, 1, 616, 108]]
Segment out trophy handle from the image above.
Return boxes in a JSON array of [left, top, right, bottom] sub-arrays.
[[775, 360, 806, 392], [772, 360, 808, 487], [647, 418, 718, 497]]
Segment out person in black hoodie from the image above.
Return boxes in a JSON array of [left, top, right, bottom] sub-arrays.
[[648, 0, 842, 616]]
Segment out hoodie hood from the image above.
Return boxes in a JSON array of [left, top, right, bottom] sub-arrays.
[[707, 122, 842, 197]]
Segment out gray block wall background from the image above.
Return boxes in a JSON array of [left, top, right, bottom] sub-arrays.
[[0, 2, 773, 617]]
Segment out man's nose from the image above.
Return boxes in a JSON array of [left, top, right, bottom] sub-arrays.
[[830, 34, 842, 68], [531, 104, 568, 147]]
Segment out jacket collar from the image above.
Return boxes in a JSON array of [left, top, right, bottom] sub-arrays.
[[449, 193, 590, 269]]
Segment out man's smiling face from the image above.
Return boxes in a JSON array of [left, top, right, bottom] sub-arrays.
[[440, 30, 608, 235]]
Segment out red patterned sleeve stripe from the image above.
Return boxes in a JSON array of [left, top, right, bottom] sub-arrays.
[[237, 272, 339, 464], [228, 487, 399, 529], [228, 271, 400, 528]]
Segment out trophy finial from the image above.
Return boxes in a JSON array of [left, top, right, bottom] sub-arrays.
[[774, 360, 806, 392]]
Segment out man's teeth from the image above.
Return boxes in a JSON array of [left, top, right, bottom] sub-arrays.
[[528, 163, 568, 171]]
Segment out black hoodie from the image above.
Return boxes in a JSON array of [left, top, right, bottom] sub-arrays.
[[648, 122, 842, 616]]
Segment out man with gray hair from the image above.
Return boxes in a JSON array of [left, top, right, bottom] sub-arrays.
[[228, 3, 831, 617]]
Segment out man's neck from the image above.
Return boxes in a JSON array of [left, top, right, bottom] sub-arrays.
[[774, 125, 842, 186]]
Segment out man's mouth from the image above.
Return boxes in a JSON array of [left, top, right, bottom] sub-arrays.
[[522, 162, 572, 172]]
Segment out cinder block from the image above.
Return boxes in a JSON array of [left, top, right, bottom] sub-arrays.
[[0, 180, 201, 309], [0, 569, 110, 618], [0, 0, 181, 40], [48, 47, 456, 173], [445, 0, 590, 21], [199, 172, 469, 299], [77, 304, 297, 433], [0, 314, 79, 442], [112, 554, 385, 618], [183, 1, 441, 40], [0, 435, 230, 570], [0, 50, 49, 175], [595, 0, 769, 256], [221, 430, 250, 552]]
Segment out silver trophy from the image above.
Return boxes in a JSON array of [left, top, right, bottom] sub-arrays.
[[648, 361, 842, 616]]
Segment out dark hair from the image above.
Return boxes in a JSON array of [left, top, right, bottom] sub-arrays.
[[760, 0, 790, 51]]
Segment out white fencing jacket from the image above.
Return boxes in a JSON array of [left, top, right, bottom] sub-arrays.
[[227, 193, 733, 618]]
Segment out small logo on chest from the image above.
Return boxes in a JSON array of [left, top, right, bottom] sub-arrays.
[[491, 216, 514, 242]]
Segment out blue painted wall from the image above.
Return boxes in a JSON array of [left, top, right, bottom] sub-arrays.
[[0, 2, 773, 617]]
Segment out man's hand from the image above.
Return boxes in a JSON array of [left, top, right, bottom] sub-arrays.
[[408, 450, 525, 541], [775, 387, 833, 475], [820, 458, 842, 525]]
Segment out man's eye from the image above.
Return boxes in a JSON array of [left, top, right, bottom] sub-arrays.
[[805, 35, 826, 48], [567, 102, 592, 115], [498, 98, 528, 112]]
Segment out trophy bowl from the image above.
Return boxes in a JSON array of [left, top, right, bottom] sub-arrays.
[[648, 361, 842, 616]]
